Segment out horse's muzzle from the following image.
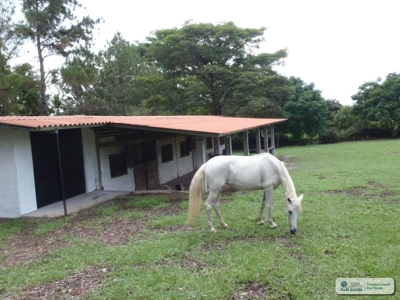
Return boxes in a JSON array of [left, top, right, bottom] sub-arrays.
[[290, 228, 297, 234]]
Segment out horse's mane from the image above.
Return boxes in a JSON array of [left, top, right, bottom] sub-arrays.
[[278, 161, 302, 212]]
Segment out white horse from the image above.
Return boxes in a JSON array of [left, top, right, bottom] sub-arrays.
[[187, 153, 303, 234]]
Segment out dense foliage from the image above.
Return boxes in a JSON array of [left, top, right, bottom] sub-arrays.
[[16, 0, 101, 115], [352, 73, 400, 137], [142, 22, 289, 116], [1, 1, 398, 143]]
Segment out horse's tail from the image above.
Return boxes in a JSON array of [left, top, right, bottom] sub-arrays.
[[187, 163, 207, 223]]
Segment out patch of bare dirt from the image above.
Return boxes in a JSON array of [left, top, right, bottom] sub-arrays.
[[325, 187, 365, 197], [158, 256, 210, 272], [272, 236, 298, 246], [232, 281, 290, 300], [367, 181, 385, 188], [325, 182, 395, 200], [159, 224, 193, 232], [4, 265, 110, 300], [64, 215, 149, 246], [277, 155, 297, 171], [1, 230, 69, 267], [152, 203, 184, 216], [128, 191, 189, 203], [1, 193, 190, 268]]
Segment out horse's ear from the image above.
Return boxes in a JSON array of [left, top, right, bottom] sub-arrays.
[[298, 194, 304, 202], [287, 198, 292, 204]]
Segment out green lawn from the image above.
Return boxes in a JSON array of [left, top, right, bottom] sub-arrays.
[[1, 139, 399, 299]]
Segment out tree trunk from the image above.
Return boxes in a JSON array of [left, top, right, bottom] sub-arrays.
[[36, 32, 47, 115], [214, 103, 223, 115]]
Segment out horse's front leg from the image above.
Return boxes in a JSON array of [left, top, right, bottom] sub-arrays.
[[264, 188, 277, 229]]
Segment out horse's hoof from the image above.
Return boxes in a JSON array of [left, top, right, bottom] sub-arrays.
[[210, 228, 217, 233], [221, 224, 228, 229], [271, 225, 278, 229], [258, 220, 265, 225]]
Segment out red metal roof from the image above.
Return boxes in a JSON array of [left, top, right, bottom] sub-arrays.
[[0, 115, 286, 136]]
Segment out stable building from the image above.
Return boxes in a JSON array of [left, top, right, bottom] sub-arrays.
[[0, 115, 285, 218]]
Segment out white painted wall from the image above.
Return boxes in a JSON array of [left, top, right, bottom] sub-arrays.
[[157, 136, 194, 184], [195, 139, 205, 168], [217, 137, 226, 155], [0, 128, 36, 217], [81, 128, 99, 192], [13, 130, 36, 215], [157, 138, 178, 184], [193, 136, 227, 170], [176, 136, 193, 177], [204, 138, 215, 159], [0, 128, 21, 217], [99, 146, 134, 191]]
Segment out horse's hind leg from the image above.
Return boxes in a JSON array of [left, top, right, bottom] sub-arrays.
[[205, 191, 218, 232], [212, 190, 228, 229], [257, 192, 267, 225], [205, 190, 227, 232]]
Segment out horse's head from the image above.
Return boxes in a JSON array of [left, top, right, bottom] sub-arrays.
[[286, 194, 303, 234]]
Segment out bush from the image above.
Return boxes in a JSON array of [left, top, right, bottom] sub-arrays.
[[318, 127, 339, 144]]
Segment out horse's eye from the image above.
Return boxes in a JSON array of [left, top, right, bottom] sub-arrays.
[[289, 211, 293, 215]]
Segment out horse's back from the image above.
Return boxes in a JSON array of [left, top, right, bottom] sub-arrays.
[[205, 154, 282, 190]]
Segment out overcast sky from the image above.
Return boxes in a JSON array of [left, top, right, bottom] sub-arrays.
[[70, 1, 400, 105]]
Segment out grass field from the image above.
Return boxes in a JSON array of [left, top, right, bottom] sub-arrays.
[[1, 139, 399, 299]]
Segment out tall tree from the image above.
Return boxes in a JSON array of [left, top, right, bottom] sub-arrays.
[[142, 21, 288, 116], [59, 46, 99, 114], [0, 0, 24, 71], [352, 73, 400, 137], [17, 0, 100, 115], [283, 77, 328, 141], [0, 0, 39, 115], [0, 63, 41, 116], [94, 33, 159, 115]]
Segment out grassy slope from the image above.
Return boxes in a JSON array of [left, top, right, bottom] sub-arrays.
[[1, 140, 399, 299]]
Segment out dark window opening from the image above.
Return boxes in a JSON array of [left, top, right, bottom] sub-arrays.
[[206, 137, 213, 149], [109, 152, 128, 178], [131, 144, 143, 165], [161, 144, 173, 163], [191, 138, 197, 150], [144, 141, 157, 161], [180, 139, 190, 157]]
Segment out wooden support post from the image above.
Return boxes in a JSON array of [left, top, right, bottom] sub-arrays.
[[255, 128, 261, 154], [201, 139, 207, 163], [213, 137, 220, 154], [263, 126, 269, 153], [243, 131, 249, 156], [224, 135, 232, 155], [270, 125, 275, 155], [55, 129, 67, 216]]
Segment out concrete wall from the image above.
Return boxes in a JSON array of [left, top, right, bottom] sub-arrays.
[[193, 136, 227, 170], [176, 136, 193, 177], [13, 130, 36, 215], [0, 128, 36, 217], [195, 139, 205, 169], [204, 139, 215, 159], [99, 146, 134, 191], [157, 136, 194, 184], [81, 128, 100, 192]]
